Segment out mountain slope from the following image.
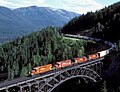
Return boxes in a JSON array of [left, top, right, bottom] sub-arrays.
[[14, 6, 79, 29], [0, 6, 79, 43], [0, 6, 35, 43], [61, 2, 120, 42]]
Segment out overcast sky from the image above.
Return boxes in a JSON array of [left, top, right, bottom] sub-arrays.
[[0, 0, 119, 14]]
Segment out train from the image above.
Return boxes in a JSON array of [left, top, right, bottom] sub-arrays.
[[29, 34, 115, 76]]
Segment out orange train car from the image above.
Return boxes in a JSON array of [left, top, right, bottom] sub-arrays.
[[74, 56, 87, 63], [55, 60, 72, 68], [88, 53, 99, 60], [30, 64, 52, 75]]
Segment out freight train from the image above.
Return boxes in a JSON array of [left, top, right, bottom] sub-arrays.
[[29, 34, 115, 76]]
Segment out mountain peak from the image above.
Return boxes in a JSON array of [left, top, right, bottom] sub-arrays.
[[0, 6, 80, 43], [0, 6, 12, 12]]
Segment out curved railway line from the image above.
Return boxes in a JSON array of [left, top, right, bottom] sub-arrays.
[[0, 34, 115, 91]]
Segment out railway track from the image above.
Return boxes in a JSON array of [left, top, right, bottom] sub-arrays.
[[0, 34, 115, 91]]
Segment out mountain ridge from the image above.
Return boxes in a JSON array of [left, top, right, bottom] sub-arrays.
[[61, 1, 120, 42], [0, 6, 80, 43]]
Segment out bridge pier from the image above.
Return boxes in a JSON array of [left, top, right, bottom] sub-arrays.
[[6, 89, 9, 92], [19, 86, 23, 92], [36, 80, 40, 91], [28, 83, 31, 92]]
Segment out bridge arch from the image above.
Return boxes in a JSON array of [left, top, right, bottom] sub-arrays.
[[39, 66, 102, 92]]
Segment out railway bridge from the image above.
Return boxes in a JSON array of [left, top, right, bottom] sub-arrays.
[[0, 57, 103, 92], [0, 34, 115, 92]]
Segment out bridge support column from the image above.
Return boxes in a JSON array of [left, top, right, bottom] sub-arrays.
[[95, 61, 103, 76], [19, 86, 23, 92], [28, 84, 31, 92], [27, 83, 32, 92], [36, 80, 40, 91], [6, 89, 9, 92]]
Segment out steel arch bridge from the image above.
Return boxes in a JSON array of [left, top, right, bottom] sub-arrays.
[[0, 58, 103, 92], [41, 65, 102, 92], [34, 58, 103, 92], [0, 33, 115, 92]]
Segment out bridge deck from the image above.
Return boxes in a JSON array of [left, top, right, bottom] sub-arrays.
[[0, 57, 104, 91]]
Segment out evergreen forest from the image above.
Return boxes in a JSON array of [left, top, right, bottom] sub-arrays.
[[0, 27, 87, 80]]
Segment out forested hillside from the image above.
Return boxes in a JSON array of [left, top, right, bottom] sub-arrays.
[[61, 1, 120, 92], [61, 2, 120, 42], [0, 27, 87, 80]]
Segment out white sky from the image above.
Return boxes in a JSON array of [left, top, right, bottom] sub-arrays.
[[0, 0, 119, 14]]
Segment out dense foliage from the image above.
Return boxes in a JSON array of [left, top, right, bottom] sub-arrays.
[[0, 27, 87, 80], [61, 2, 120, 42]]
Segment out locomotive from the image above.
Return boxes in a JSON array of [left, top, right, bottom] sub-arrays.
[[29, 34, 115, 76]]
